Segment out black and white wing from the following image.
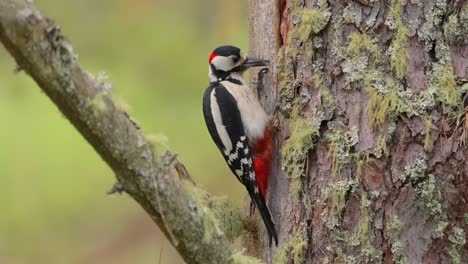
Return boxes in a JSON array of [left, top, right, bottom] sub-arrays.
[[202, 83, 278, 245], [203, 83, 251, 183]]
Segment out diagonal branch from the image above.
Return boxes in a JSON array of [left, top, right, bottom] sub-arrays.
[[0, 0, 235, 263]]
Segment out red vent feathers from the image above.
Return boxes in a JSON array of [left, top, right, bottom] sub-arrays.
[[251, 129, 273, 197]]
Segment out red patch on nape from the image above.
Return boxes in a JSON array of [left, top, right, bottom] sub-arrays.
[[208, 52, 219, 63]]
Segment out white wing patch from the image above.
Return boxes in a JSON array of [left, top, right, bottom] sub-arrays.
[[210, 90, 232, 155]]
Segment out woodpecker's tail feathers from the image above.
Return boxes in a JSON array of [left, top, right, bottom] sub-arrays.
[[246, 186, 278, 246]]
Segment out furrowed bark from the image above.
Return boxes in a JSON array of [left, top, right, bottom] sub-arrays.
[[0, 1, 236, 263], [250, 0, 468, 263]]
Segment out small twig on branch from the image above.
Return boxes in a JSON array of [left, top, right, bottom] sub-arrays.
[[13, 64, 22, 74], [107, 180, 125, 195]]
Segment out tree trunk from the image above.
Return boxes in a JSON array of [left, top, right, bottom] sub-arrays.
[[249, 0, 468, 263]]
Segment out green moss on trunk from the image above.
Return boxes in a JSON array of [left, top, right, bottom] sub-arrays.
[[388, 216, 408, 264], [387, 0, 409, 79], [431, 64, 461, 110], [365, 78, 405, 129], [273, 227, 308, 264], [281, 103, 320, 199], [449, 226, 466, 264], [230, 253, 264, 264]]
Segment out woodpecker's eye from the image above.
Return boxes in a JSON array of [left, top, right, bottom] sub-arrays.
[[232, 56, 239, 63]]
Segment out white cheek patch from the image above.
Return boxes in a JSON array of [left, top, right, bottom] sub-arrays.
[[211, 56, 234, 72], [210, 90, 233, 155]]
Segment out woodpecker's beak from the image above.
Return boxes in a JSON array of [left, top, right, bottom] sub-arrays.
[[233, 57, 270, 72], [242, 57, 270, 68]]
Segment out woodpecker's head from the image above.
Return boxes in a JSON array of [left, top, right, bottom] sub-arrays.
[[208, 45, 269, 83]]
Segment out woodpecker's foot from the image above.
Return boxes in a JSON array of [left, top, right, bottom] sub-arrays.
[[258, 67, 269, 80], [272, 102, 290, 130], [254, 68, 269, 98]]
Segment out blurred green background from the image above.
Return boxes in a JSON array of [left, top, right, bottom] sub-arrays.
[[0, 0, 248, 263]]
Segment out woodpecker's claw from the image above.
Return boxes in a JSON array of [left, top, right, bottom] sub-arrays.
[[273, 105, 282, 131], [259, 67, 269, 76], [251, 68, 269, 84], [255, 67, 269, 98], [272, 103, 290, 131]]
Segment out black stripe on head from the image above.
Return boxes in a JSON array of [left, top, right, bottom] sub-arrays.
[[210, 63, 230, 81], [213, 45, 241, 58], [209, 63, 243, 85]]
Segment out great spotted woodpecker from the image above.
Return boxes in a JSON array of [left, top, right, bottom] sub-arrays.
[[202, 45, 278, 245]]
